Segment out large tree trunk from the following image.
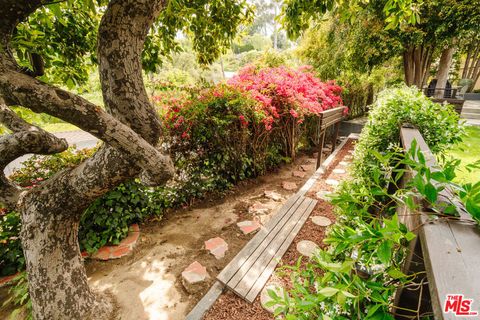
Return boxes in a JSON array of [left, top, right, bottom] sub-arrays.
[[403, 45, 434, 89], [0, 0, 173, 319], [20, 199, 112, 319], [462, 41, 480, 92], [435, 46, 455, 98]]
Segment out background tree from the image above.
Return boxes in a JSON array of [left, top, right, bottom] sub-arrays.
[[0, 0, 251, 319], [281, 0, 480, 89]]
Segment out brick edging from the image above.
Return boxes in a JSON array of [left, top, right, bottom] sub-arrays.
[[82, 224, 140, 261]]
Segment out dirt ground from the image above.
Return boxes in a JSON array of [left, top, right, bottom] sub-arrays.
[[84, 152, 321, 320]]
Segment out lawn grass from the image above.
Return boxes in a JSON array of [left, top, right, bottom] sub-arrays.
[[448, 125, 480, 184], [42, 123, 79, 133]]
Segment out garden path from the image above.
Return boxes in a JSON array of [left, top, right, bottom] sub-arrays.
[[203, 138, 356, 320], [461, 100, 480, 126], [85, 153, 319, 320]]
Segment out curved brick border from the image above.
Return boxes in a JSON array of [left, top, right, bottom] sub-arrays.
[[83, 224, 140, 261], [0, 272, 19, 287]]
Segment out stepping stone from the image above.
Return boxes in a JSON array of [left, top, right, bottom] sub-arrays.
[[182, 261, 208, 284], [264, 190, 282, 201], [260, 283, 286, 313], [205, 237, 228, 259], [344, 155, 353, 160], [296, 240, 319, 258], [339, 161, 349, 166], [311, 216, 332, 227], [282, 181, 297, 191], [315, 190, 332, 201], [248, 203, 270, 215], [237, 220, 261, 235], [181, 261, 209, 294], [333, 168, 346, 174], [292, 170, 306, 178], [325, 179, 339, 186]]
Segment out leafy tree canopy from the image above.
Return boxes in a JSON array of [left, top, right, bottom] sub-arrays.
[[12, 0, 253, 88]]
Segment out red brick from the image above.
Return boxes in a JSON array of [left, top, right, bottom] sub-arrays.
[[92, 246, 112, 260], [111, 246, 130, 258], [120, 232, 139, 247]]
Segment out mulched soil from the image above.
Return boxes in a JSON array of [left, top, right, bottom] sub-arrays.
[[203, 139, 355, 320]]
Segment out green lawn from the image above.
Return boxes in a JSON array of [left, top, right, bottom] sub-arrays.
[[448, 125, 480, 184], [42, 123, 79, 133]]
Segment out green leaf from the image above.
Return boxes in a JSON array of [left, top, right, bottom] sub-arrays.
[[377, 240, 392, 265], [424, 182, 438, 203], [387, 268, 406, 279], [318, 287, 339, 297]]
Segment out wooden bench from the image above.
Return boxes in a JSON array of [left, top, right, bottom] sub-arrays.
[[395, 126, 480, 319], [216, 195, 317, 302], [316, 106, 347, 169]]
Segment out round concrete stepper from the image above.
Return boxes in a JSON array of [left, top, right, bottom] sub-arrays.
[[332, 168, 346, 174], [311, 216, 332, 227], [325, 179, 339, 186], [260, 283, 286, 314], [315, 190, 332, 201], [282, 181, 297, 191], [296, 240, 320, 258], [338, 161, 349, 166]]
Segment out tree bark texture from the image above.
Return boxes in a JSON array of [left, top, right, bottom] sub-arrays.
[[403, 45, 434, 89], [462, 41, 480, 91], [0, 0, 172, 319], [435, 46, 455, 98]]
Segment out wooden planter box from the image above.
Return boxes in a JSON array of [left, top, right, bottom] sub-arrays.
[[393, 126, 480, 320]]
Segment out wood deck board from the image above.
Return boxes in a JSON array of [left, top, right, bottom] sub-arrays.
[[217, 193, 303, 285], [230, 197, 315, 297], [185, 281, 225, 320], [225, 196, 309, 289], [244, 198, 317, 302]]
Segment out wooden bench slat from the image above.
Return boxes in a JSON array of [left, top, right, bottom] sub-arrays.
[[226, 197, 309, 289], [230, 197, 315, 298], [321, 116, 343, 130], [319, 106, 345, 118], [217, 193, 303, 284], [244, 198, 317, 302]]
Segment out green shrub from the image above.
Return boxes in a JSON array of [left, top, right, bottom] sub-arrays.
[[270, 86, 467, 319], [0, 211, 23, 277], [353, 86, 463, 181], [79, 180, 162, 253]]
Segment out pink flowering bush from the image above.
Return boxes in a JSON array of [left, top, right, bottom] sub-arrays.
[[161, 85, 277, 188], [229, 65, 345, 158]]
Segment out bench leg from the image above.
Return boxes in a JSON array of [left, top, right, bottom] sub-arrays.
[[331, 122, 340, 153], [316, 131, 326, 169]]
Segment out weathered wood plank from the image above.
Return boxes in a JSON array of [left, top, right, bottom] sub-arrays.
[[185, 281, 225, 320], [244, 198, 317, 302], [217, 193, 303, 284], [400, 126, 480, 319], [227, 197, 311, 290], [230, 197, 314, 296]]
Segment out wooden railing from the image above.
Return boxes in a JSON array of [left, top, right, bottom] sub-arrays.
[[394, 126, 480, 319]]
